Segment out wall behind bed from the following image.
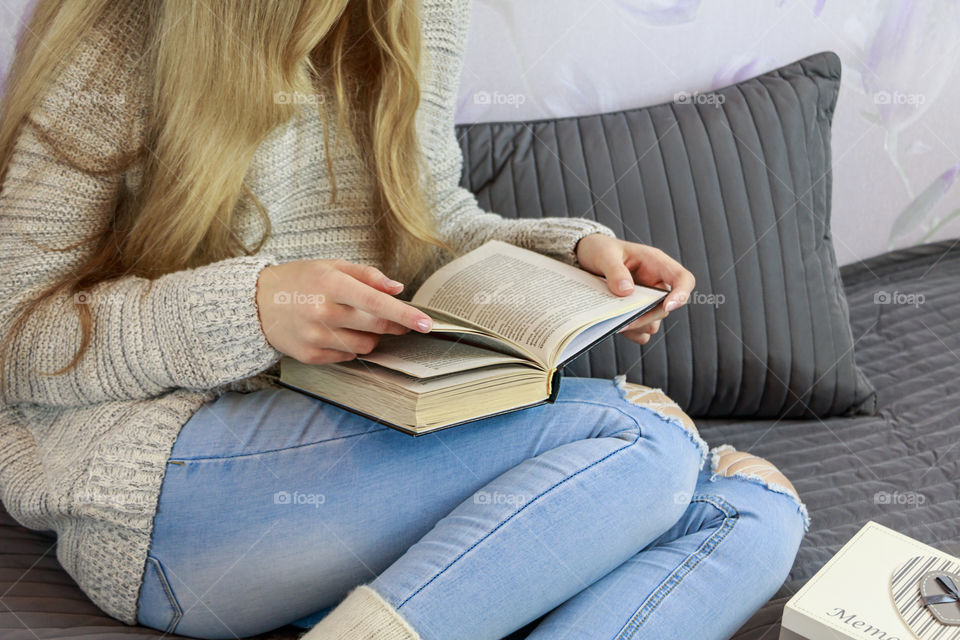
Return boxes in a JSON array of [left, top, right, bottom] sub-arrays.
[[454, 0, 960, 266], [3, 0, 959, 266]]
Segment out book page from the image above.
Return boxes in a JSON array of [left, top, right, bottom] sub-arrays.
[[412, 240, 664, 365], [357, 333, 530, 378], [557, 308, 636, 364], [426, 327, 536, 362]]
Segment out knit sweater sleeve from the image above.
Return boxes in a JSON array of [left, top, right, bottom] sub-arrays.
[[0, 10, 280, 407], [419, 0, 617, 267]]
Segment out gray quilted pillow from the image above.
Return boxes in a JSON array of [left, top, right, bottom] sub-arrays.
[[454, 51, 876, 418]]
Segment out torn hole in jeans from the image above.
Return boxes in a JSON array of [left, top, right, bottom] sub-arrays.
[[709, 444, 811, 532], [613, 375, 709, 469]]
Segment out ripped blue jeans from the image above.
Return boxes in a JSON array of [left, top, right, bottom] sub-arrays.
[[136, 377, 808, 639]]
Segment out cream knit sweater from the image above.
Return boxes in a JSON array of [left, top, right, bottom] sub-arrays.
[[0, 0, 615, 626]]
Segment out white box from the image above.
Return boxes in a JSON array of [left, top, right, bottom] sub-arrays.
[[780, 521, 959, 640]]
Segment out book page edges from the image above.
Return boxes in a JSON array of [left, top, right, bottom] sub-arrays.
[[275, 377, 558, 436]]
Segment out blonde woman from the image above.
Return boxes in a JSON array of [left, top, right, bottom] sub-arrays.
[[0, 1, 808, 639]]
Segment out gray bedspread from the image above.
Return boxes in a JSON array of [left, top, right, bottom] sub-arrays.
[[713, 239, 960, 639], [2, 240, 959, 638]]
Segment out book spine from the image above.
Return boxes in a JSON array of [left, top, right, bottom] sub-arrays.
[[547, 368, 562, 403]]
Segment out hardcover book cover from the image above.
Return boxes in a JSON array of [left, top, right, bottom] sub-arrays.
[[781, 521, 959, 640]]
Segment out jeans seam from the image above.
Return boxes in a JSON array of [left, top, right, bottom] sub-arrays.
[[395, 408, 644, 610], [146, 554, 183, 634], [612, 494, 739, 640], [553, 399, 689, 445], [168, 426, 390, 462]]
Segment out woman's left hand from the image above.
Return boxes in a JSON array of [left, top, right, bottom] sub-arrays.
[[575, 234, 695, 345]]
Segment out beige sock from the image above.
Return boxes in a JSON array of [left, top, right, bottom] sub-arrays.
[[299, 586, 422, 640]]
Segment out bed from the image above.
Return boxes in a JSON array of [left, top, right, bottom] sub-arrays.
[[2, 239, 958, 639]]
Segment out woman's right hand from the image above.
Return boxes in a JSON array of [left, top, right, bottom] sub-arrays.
[[255, 259, 433, 364]]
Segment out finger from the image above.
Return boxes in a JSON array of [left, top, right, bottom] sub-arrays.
[[653, 260, 695, 312], [619, 331, 652, 345], [617, 307, 667, 333], [633, 249, 695, 312], [296, 347, 357, 366], [323, 328, 382, 355], [335, 261, 405, 294], [331, 274, 433, 333], [594, 248, 635, 296], [333, 307, 409, 335]]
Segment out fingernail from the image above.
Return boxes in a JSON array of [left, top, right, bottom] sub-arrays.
[[416, 317, 432, 332], [383, 277, 403, 289], [665, 300, 678, 312], [618, 279, 634, 292]]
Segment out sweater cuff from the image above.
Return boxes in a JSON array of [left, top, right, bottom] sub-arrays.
[[534, 217, 617, 267], [301, 586, 421, 640], [180, 255, 282, 387]]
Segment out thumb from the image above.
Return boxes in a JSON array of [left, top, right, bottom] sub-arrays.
[[595, 251, 635, 296]]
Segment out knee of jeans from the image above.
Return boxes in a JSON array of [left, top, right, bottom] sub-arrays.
[[709, 444, 810, 535], [613, 375, 708, 473], [703, 449, 807, 598], [708, 491, 804, 601]]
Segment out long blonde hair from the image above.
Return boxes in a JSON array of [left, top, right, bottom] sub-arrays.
[[0, 0, 449, 375]]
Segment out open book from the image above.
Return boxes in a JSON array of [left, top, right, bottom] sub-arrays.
[[279, 240, 666, 435]]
